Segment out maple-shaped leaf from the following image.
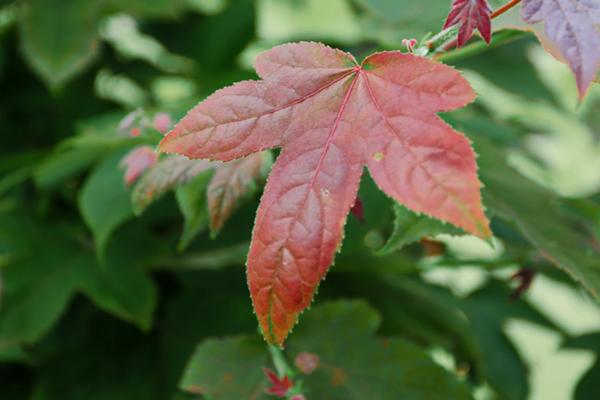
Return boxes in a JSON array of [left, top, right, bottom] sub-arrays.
[[521, 0, 600, 97], [264, 368, 293, 397], [443, 0, 492, 47], [159, 42, 490, 345]]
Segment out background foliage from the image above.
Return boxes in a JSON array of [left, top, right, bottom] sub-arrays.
[[1, 0, 600, 399]]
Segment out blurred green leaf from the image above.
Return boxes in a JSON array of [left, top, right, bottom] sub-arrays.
[[287, 300, 472, 399], [181, 337, 270, 399], [30, 304, 162, 400], [563, 333, 600, 400], [19, 0, 102, 88], [175, 170, 213, 251], [257, 0, 361, 43], [0, 209, 156, 346], [352, 0, 450, 47], [100, 14, 194, 74], [107, 0, 182, 18], [78, 151, 134, 257], [94, 69, 149, 108], [458, 119, 600, 301], [186, 0, 227, 15], [378, 203, 463, 255]]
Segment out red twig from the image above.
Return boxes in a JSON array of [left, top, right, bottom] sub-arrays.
[[491, 0, 522, 19]]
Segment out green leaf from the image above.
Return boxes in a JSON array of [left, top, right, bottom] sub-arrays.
[[0, 210, 156, 345], [471, 133, 600, 300], [286, 301, 472, 399], [107, 0, 182, 18], [19, 0, 102, 88], [30, 303, 163, 400], [33, 147, 106, 189], [78, 224, 158, 331], [378, 203, 463, 254], [459, 282, 536, 400], [181, 337, 270, 400], [352, 0, 451, 46], [257, 0, 361, 43], [100, 14, 194, 74], [79, 151, 134, 257], [186, 0, 227, 14], [563, 333, 600, 400], [175, 170, 213, 251]]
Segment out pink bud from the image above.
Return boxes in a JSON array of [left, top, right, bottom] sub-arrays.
[[117, 110, 141, 135], [294, 352, 320, 375], [291, 395, 307, 400], [130, 127, 142, 137], [402, 38, 418, 52], [153, 112, 172, 134]]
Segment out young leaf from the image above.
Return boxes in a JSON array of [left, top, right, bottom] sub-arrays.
[[132, 155, 215, 214], [521, 0, 600, 97], [207, 152, 272, 235], [443, 0, 492, 47], [378, 203, 463, 255], [159, 42, 490, 345], [120, 146, 158, 186]]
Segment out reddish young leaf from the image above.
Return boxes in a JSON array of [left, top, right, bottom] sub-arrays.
[[207, 152, 271, 235], [120, 146, 158, 186], [264, 368, 293, 397], [521, 0, 600, 97], [159, 42, 490, 345], [443, 0, 492, 47], [132, 155, 215, 213]]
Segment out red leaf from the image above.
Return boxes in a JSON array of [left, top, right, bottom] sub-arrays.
[[159, 42, 490, 345], [120, 146, 158, 186], [207, 152, 271, 234], [264, 368, 293, 398], [350, 197, 365, 223], [132, 155, 215, 213], [522, 0, 600, 97], [443, 0, 492, 47]]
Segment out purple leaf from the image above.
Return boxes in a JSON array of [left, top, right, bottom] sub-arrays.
[[522, 0, 600, 97]]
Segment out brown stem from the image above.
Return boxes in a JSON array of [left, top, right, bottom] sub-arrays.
[[438, 0, 523, 54], [491, 0, 522, 19]]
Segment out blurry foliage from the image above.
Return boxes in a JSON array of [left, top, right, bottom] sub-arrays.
[[1, 0, 600, 399]]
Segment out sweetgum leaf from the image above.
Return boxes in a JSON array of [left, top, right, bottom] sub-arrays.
[[443, 0, 492, 47], [521, 0, 600, 97], [159, 42, 490, 345]]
